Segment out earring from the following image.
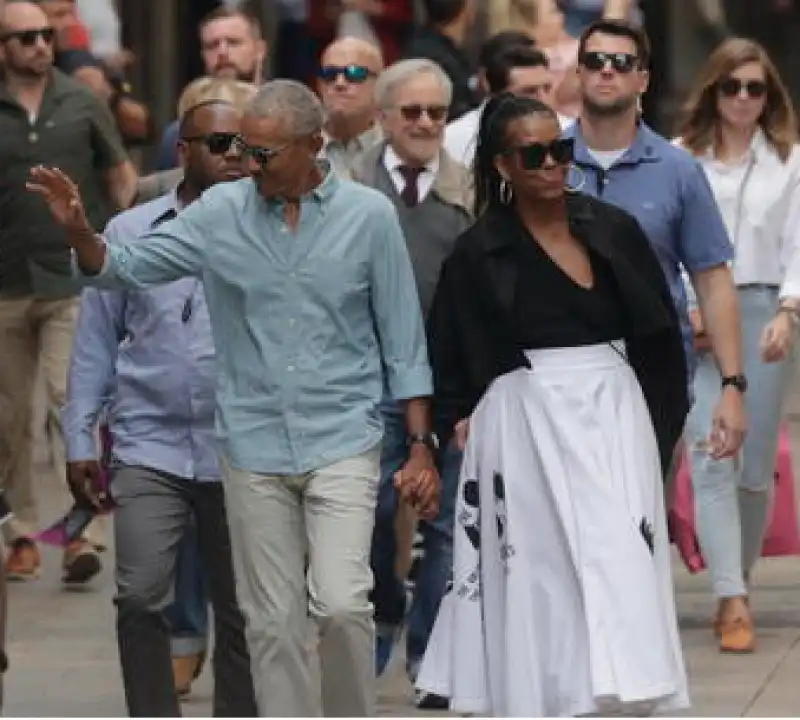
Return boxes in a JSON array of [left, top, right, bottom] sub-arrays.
[[500, 179, 513, 204], [565, 164, 586, 193]]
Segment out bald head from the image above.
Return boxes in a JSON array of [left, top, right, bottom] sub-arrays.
[[1, 1, 49, 33], [321, 36, 383, 72]]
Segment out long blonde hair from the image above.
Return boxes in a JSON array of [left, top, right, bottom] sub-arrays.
[[678, 38, 797, 162]]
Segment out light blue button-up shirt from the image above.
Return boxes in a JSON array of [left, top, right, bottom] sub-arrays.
[[73, 168, 432, 475], [64, 191, 221, 481], [564, 121, 734, 372]]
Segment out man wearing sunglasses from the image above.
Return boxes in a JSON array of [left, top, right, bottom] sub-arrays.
[[351, 57, 471, 710], [62, 84, 257, 718], [317, 36, 384, 178], [31, 78, 439, 717], [446, 39, 572, 168], [0, 0, 136, 584], [564, 19, 746, 464]]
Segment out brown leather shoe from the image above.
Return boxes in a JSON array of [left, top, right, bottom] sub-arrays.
[[173, 652, 204, 698], [5, 538, 41, 581], [62, 540, 102, 584], [718, 597, 755, 653]]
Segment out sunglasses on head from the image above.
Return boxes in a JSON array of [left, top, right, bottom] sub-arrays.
[[580, 51, 639, 74], [506, 138, 574, 170], [718, 77, 768, 99], [398, 104, 449, 123], [1, 27, 55, 46], [232, 136, 289, 166], [181, 132, 239, 155], [318, 64, 375, 84]]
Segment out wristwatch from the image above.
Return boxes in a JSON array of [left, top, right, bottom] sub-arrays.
[[721, 374, 748, 393], [407, 432, 440, 453]]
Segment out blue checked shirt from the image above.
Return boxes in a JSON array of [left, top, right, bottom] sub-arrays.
[[64, 191, 222, 481], [72, 168, 432, 475]]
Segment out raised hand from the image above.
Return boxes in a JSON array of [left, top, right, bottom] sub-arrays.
[[27, 165, 92, 232]]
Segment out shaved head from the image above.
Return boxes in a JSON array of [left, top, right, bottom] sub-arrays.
[[321, 36, 384, 72], [1, 1, 49, 32]]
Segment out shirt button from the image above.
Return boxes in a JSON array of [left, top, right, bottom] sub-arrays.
[[287, 365, 295, 372], [288, 318, 296, 326], [28, 132, 38, 143]]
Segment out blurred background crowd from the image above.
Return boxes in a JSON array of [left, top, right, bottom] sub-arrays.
[[13, 0, 800, 173]]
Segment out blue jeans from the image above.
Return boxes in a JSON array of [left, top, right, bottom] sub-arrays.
[[684, 286, 795, 598], [369, 400, 461, 675], [164, 521, 209, 657]]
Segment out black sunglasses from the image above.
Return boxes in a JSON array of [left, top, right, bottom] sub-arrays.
[[181, 132, 239, 155], [1, 27, 55, 46], [233, 136, 289, 166], [399, 104, 449, 123], [507, 138, 574, 170], [580, 51, 639, 74], [718, 78, 768, 99], [318, 64, 375, 84]]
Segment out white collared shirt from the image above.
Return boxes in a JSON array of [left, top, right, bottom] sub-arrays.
[[444, 102, 574, 169], [685, 130, 800, 299], [383, 144, 439, 202]]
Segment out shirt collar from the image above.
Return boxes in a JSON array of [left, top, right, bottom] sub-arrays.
[[383, 144, 440, 176], [567, 118, 662, 167], [149, 186, 184, 228]]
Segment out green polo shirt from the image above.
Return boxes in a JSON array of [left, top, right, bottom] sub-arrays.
[[0, 69, 128, 298]]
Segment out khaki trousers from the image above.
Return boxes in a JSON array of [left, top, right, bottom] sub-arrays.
[[0, 296, 105, 547], [221, 446, 380, 717]]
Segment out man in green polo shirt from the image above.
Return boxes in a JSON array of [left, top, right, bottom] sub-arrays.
[[0, 0, 136, 583]]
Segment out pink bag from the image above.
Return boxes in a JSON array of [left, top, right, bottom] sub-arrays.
[[668, 424, 800, 573]]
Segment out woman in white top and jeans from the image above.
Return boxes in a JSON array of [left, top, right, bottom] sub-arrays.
[[676, 37, 800, 655]]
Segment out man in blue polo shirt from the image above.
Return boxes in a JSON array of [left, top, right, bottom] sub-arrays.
[[564, 18, 746, 459]]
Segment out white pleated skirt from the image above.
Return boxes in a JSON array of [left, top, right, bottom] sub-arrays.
[[416, 343, 689, 717]]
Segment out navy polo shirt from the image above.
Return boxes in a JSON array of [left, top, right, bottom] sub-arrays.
[[563, 121, 734, 374]]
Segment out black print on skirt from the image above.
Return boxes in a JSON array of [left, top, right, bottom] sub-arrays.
[[639, 517, 655, 555], [455, 472, 515, 601]]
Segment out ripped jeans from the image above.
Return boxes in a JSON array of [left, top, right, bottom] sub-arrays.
[[684, 285, 795, 598]]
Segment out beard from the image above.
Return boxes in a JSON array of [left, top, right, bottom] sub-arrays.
[[6, 52, 51, 79], [582, 92, 639, 118]]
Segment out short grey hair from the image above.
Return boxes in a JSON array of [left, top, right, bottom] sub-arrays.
[[374, 59, 453, 110], [245, 79, 325, 136]]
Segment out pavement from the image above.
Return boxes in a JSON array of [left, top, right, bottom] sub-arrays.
[[5, 377, 800, 716]]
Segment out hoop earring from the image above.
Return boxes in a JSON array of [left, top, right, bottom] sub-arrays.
[[565, 164, 586, 193], [500, 179, 513, 205]]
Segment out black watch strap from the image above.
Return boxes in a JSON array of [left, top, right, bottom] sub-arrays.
[[721, 374, 748, 393]]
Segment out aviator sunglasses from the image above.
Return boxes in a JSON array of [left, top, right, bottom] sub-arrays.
[[506, 138, 574, 170], [580, 51, 640, 74], [181, 132, 239, 155], [398, 104, 449, 122], [0, 27, 55, 46], [232, 136, 289, 166], [718, 77, 768, 99], [318, 64, 376, 84]]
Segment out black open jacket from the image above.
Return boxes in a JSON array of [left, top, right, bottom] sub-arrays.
[[427, 193, 690, 476]]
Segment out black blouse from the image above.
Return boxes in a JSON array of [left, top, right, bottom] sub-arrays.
[[512, 234, 627, 349]]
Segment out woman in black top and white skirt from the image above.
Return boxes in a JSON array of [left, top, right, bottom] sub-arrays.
[[415, 94, 691, 717]]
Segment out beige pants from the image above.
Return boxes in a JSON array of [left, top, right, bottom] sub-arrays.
[[0, 296, 105, 547], [221, 446, 380, 717]]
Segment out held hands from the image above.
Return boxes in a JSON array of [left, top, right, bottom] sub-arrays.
[[26, 166, 92, 233], [395, 447, 440, 520], [66, 460, 108, 511], [709, 388, 747, 459]]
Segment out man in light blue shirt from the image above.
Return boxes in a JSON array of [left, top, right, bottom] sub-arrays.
[[63, 95, 256, 717], [564, 18, 747, 460], [32, 79, 439, 717]]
